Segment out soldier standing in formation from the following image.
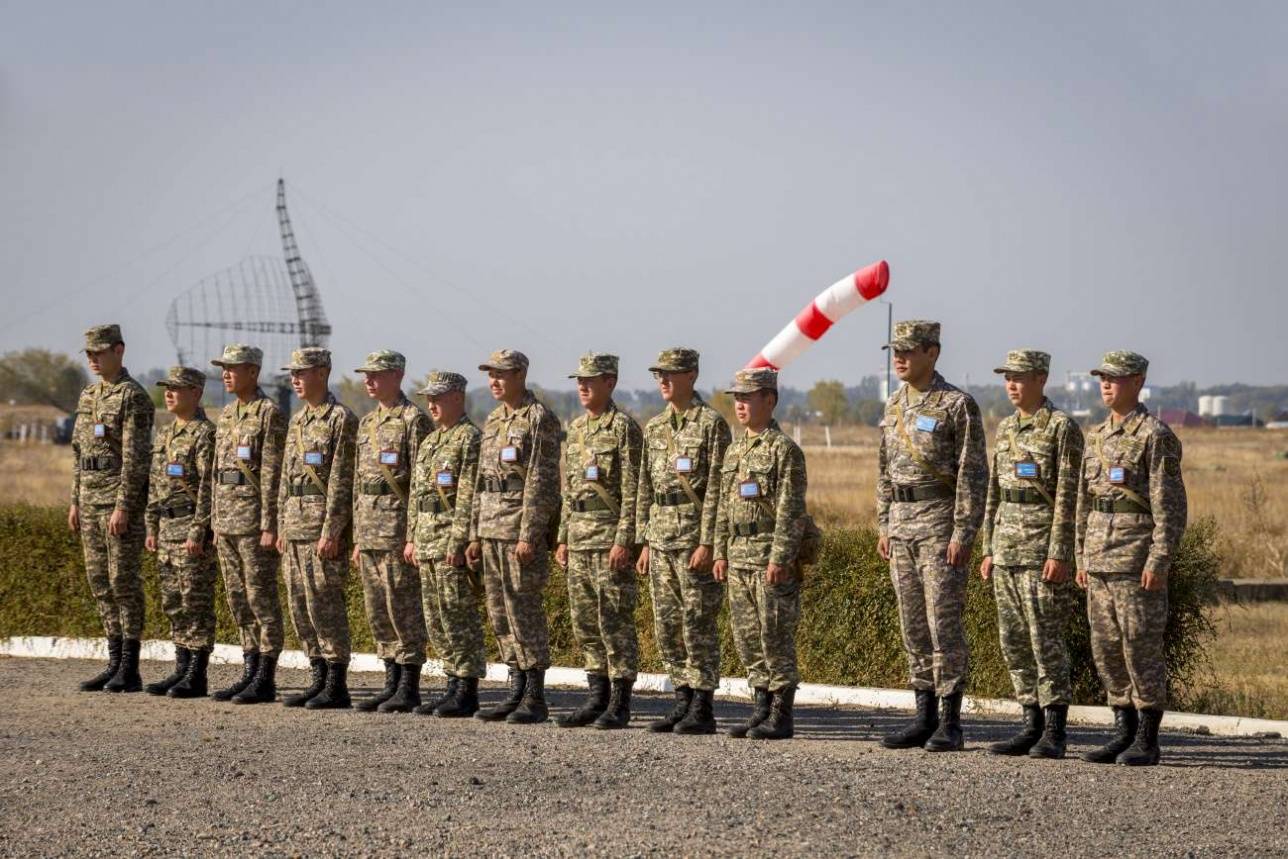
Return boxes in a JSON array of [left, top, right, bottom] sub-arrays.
[[979, 350, 1084, 758], [352, 350, 431, 713], [276, 348, 358, 709], [70, 324, 156, 693], [143, 366, 216, 698], [554, 353, 644, 730], [635, 348, 731, 735], [1076, 351, 1187, 766]]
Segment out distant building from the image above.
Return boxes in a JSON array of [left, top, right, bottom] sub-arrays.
[[1159, 409, 1205, 428]]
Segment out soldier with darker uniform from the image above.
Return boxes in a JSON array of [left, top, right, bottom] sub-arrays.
[[210, 344, 287, 704], [635, 347, 731, 735], [143, 366, 217, 698], [276, 348, 358, 709], [979, 350, 1084, 758], [554, 353, 644, 730], [1076, 351, 1187, 767], [69, 324, 156, 693], [876, 320, 987, 752]]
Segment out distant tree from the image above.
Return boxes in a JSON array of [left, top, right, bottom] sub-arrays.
[[0, 349, 89, 412], [808, 379, 850, 425], [854, 399, 885, 427], [333, 375, 375, 418], [708, 390, 736, 426]]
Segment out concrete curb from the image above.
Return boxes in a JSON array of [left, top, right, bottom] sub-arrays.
[[4, 635, 1285, 739]]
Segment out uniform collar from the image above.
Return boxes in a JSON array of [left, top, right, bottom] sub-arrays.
[[667, 393, 704, 424], [1102, 403, 1148, 436], [1012, 398, 1052, 431], [303, 393, 336, 420], [376, 394, 410, 420], [502, 391, 537, 419]]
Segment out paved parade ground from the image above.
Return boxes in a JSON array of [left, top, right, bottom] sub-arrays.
[[2, 656, 1286, 858]]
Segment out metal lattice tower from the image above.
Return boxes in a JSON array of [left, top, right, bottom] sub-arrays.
[[276, 178, 331, 349]]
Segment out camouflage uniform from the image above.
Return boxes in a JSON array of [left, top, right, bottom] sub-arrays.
[[636, 348, 731, 692], [144, 367, 217, 650]]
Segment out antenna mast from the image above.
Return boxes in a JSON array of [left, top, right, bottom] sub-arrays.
[[276, 178, 331, 349]]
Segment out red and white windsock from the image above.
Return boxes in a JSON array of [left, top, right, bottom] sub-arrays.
[[746, 260, 890, 370]]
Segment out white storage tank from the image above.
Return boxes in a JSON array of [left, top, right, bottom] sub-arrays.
[[1198, 395, 1214, 416], [1212, 396, 1230, 417]]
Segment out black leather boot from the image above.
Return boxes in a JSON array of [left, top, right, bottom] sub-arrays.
[[881, 689, 940, 749], [435, 677, 480, 718], [104, 638, 143, 693], [414, 676, 458, 716], [748, 687, 795, 740], [989, 704, 1045, 756], [1116, 708, 1162, 766], [557, 673, 611, 728], [674, 689, 717, 735], [283, 658, 327, 708], [1082, 706, 1138, 763], [305, 662, 352, 709], [925, 692, 964, 752], [212, 651, 259, 702], [232, 653, 277, 704], [592, 678, 633, 730], [356, 659, 400, 712], [648, 686, 694, 733], [506, 669, 549, 724], [1030, 705, 1069, 759], [476, 667, 526, 721], [145, 646, 190, 696], [729, 687, 772, 738], [378, 663, 422, 713], [80, 636, 123, 692], [168, 648, 210, 699]]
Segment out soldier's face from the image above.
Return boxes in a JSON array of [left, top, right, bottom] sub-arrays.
[[892, 345, 936, 382], [734, 390, 775, 428], [488, 369, 523, 401], [291, 367, 329, 401], [165, 386, 201, 415], [427, 391, 464, 424], [655, 370, 696, 403], [221, 363, 258, 394], [1004, 372, 1046, 408], [85, 344, 123, 378], [576, 375, 615, 411], [363, 370, 402, 400], [1100, 374, 1143, 409]]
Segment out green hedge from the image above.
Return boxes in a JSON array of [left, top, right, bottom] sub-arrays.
[[0, 504, 1220, 707]]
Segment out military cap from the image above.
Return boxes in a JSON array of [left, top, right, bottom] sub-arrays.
[[155, 366, 207, 389], [883, 320, 941, 351], [568, 352, 619, 379], [649, 347, 700, 374], [1091, 350, 1149, 378], [478, 349, 529, 372], [418, 370, 468, 396], [725, 367, 779, 394], [83, 324, 123, 352], [211, 343, 263, 368], [993, 349, 1051, 375], [354, 350, 406, 373], [281, 347, 332, 371]]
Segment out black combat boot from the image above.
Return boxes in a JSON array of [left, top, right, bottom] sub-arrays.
[[925, 692, 964, 752], [356, 659, 401, 712], [1030, 705, 1069, 759], [145, 646, 190, 696], [378, 663, 422, 713], [212, 651, 260, 702], [168, 648, 210, 699], [728, 687, 772, 739], [283, 658, 327, 708], [436, 676, 480, 718], [104, 638, 143, 693], [414, 676, 459, 716], [748, 686, 796, 740], [648, 686, 694, 733], [881, 689, 940, 749], [80, 636, 123, 692], [1116, 708, 1163, 766], [989, 704, 1045, 756], [592, 678, 634, 730], [476, 667, 526, 722], [1082, 706, 1138, 763], [305, 662, 352, 709], [675, 689, 718, 735], [506, 669, 549, 724], [557, 673, 610, 728], [232, 654, 278, 704]]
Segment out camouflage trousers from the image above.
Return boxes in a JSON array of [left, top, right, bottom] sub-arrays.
[[419, 557, 487, 679], [566, 549, 639, 681], [283, 541, 352, 663], [79, 505, 146, 639], [480, 539, 550, 671], [357, 549, 426, 665], [214, 533, 285, 656], [727, 566, 799, 692], [647, 546, 724, 691], [889, 535, 969, 696], [1087, 572, 1168, 709], [155, 539, 217, 650], [992, 565, 1075, 707]]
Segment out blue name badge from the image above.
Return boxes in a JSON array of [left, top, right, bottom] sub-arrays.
[[1014, 462, 1039, 479], [236, 444, 253, 460], [93, 423, 107, 438], [500, 445, 519, 463], [1108, 466, 1126, 484], [674, 456, 694, 474], [379, 450, 399, 466], [914, 415, 939, 432], [436, 470, 454, 487], [166, 463, 185, 478], [584, 465, 600, 482], [304, 451, 324, 466], [739, 480, 761, 499]]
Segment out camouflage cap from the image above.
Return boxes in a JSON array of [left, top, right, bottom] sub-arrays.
[[418, 370, 468, 396], [883, 320, 941, 351], [725, 367, 779, 394], [993, 349, 1051, 375], [83, 324, 123, 352], [281, 347, 332, 371], [568, 352, 620, 379], [1091, 350, 1149, 378], [211, 343, 263, 368], [478, 349, 529, 372], [649, 347, 699, 374], [155, 366, 206, 389], [354, 350, 406, 373]]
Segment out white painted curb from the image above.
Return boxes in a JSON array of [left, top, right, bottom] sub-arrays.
[[3, 635, 1285, 740]]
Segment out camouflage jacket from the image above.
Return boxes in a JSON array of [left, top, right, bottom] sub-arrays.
[[407, 416, 481, 560], [980, 399, 1084, 566], [278, 395, 358, 544], [472, 391, 562, 545], [211, 390, 286, 536], [69, 369, 155, 515], [353, 396, 431, 551], [558, 401, 643, 550], [636, 396, 731, 552], [877, 373, 988, 546], [1076, 405, 1187, 575], [714, 421, 807, 569], [144, 414, 215, 545]]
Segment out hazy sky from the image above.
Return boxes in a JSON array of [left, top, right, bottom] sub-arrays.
[[3, 1, 1286, 393]]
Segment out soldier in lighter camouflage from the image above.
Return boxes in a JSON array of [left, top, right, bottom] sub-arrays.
[[978, 350, 1084, 758], [70, 324, 156, 693], [713, 368, 808, 741], [143, 366, 217, 698], [876, 320, 988, 752], [1076, 350, 1187, 767]]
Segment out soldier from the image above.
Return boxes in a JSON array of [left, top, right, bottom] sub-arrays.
[[554, 353, 644, 730], [713, 367, 808, 741], [635, 347, 731, 734], [275, 348, 358, 709], [69, 324, 155, 693], [143, 366, 217, 698], [466, 349, 562, 725], [876, 320, 987, 752], [209, 344, 287, 704], [352, 350, 431, 713], [1076, 351, 1187, 767], [978, 350, 1084, 758], [404, 371, 487, 718]]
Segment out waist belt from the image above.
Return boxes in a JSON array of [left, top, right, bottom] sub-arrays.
[[1093, 497, 1150, 515], [570, 497, 612, 514], [218, 469, 251, 486], [159, 502, 196, 519], [80, 456, 117, 471], [732, 519, 776, 537], [891, 484, 954, 503], [1002, 487, 1048, 505], [482, 475, 525, 493], [654, 490, 697, 507], [288, 483, 325, 497], [418, 494, 452, 514], [360, 480, 394, 496]]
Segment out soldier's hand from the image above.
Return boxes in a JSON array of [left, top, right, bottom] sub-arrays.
[[145, 535, 157, 553], [877, 535, 891, 561], [515, 541, 535, 565], [713, 559, 728, 582], [689, 544, 713, 573], [635, 544, 650, 576], [1042, 558, 1069, 584], [766, 563, 789, 584], [1075, 569, 1089, 590], [1141, 568, 1166, 591], [184, 538, 204, 557], [945, 540, 969, 569], [608, 544, 630, 572], [276, 534, 287, 554], [402, 542, 418, 567], [351, 546, 361, 565], [979, 555, 993, 580], [554, 543, 568, 568], [465, 541, 481, 567], [67, 505, 80, 532], [445, 550, 466, 568], [260, 530, 278, 552], [108, 508, 128, 536], [317, 536, 339, 560]]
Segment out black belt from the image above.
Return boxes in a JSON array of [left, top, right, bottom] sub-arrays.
[[217, 470, 251, 486], [482, 475, 525, 493], [288, 484, 325, 497], [418, 494, 453, 514], [1093, 497, 1150, 514], [892, 484, 954, 503], [80, 456, 117, 471], [654, 490, 697, 507], [1002, 487, 1047, 505], [571, 497, 611, 513], [732, 519, 775, 537], [159, 503, 195, 519], [360, 480, 395, 496]]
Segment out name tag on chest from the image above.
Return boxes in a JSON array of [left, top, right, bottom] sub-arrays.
[[914, 415, 939, 432], [436, 470, 455, 487], [500, 446, 519, 463], [674, 456, 694, 474], [584, 465, 601, 482], [739, 480, 762, 499], [304, 451, 324, 466], [379, 450, 399, 466], [1014, 461, 1039, 479], [93, 423, 107, 438], [236, 445, 253, 461], [1108, 466, 1127, 484], [166, 463, 185, 478]]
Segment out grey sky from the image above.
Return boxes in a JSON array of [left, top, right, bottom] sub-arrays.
[[3, 1, 1286, 393]]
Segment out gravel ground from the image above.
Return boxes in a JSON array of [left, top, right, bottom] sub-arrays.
[[1, 656, 1286, 858]]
